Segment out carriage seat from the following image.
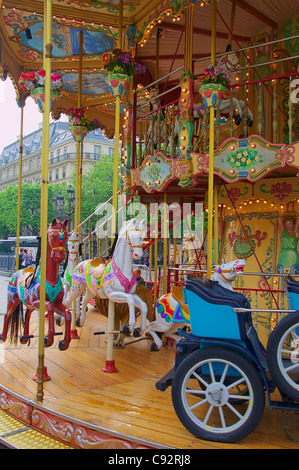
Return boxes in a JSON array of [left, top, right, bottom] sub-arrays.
[[286, 275, 299, 294], [184, 275, 252, 341], [185, 274, 250, 309], [171, 285, 189, 314]]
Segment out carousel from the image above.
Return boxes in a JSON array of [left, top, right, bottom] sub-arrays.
[[0, 0, 298, 449]]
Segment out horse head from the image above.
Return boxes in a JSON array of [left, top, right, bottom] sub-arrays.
[[211, 259, 246, 286], [48, 218, 68, 264], [182, 233, 201, 251], [124, 218, 146, 260], [67, 231, 80, 261]]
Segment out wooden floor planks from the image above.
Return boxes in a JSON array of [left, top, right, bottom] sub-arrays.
[[0, 305, 298, 449]]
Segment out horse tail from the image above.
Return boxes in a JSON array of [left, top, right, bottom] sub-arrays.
[[8, 302, 24, 345]]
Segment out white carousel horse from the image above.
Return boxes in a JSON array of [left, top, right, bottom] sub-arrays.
[[65, 218, 148, 334], [169, 244, 183, 264], [62, 231, 81, 320], [146, 259, 246, 351], [182, 232, 202, 264]]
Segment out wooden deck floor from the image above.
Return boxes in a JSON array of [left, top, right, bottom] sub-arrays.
[[0, 305, 298, 449]]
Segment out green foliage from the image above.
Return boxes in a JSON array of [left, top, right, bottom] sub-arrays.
[[0, 153, 118, 238]]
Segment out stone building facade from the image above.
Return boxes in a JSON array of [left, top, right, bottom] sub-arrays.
[[0, 121, 114, 189]]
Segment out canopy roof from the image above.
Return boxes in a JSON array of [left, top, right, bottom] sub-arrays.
[[0, 0, 298, 136]]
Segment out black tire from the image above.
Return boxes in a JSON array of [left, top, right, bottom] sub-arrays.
[[171, 347, 265, 443], [267, 311, 299, 402]]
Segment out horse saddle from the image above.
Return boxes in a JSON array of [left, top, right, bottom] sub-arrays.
[[171, 285, 189, 315], [87, 258, 106, 280], [18, 267, 35, 290]]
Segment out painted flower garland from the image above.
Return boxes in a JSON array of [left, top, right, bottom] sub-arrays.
[[228, 148, 263, 170]]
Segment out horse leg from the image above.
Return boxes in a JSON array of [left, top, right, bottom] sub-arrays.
[[19, 307, 34, 345], [146, 319, 171, 351], [132, 293, 148, 335], [77, 289, 94, 327], [61, 282, 85, 328], [54, 301, 72, 351], [108, 292, 136, 333], [45, 302, 55, 348]]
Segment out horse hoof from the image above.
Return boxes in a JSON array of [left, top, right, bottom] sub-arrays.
[[56, 317, 63, 327], [150, 343, 159, 352], [44, 336, 53, 348], [248, 118, 254, 127], [19, 336, 28, 345], [121, 325, 131, 336], [234, 115, 242, 126], [58, 340, 68, 351], [76, 319, 83, 327], [133, 328, 142, 337]]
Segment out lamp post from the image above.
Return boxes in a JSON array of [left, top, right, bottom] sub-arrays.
[[54, 186, 75, 231]]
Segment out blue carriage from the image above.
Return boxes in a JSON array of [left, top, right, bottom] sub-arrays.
[[156, 275, 299, 443]]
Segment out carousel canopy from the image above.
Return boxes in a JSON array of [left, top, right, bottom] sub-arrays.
[[0, 0, 298, 137]]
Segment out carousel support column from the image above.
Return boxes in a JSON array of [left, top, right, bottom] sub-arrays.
[[163, 193, 167, 294], [178, 4, 194, 188], [74, 30, 84, 233], [206, 0, 217, 280], [227, 0, 237, 51], [103, 0, 123, 374], [154, 204, 158, 305], [214, 186, 218, 265], [15, 105, 24, 271], [36, 0, 52, 402]]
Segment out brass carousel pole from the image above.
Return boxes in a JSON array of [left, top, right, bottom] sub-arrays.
[[103, 0, 123, 374], [74, 30, 84, 234], [15, 105, 24, 271], [206, 0, 217, 279], [36, 0, 52, 402]]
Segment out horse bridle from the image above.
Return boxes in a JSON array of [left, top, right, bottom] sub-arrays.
[[48, 228, 67, 254], [211, 266, 235, 282], [126, 228, 144, 249]]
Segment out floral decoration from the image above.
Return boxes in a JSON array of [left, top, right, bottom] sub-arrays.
[[19, 69, 62, 92], [103, 49, 145, 76], [67, 107, 100, 132], [227, 148, 262, 170], [200, 60, 231, 87]]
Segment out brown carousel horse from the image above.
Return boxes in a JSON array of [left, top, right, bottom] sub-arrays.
[[0, 219, 72, 351]]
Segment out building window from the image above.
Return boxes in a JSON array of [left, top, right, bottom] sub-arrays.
[[56, 168, 59, 180], [94, 145, 101, 157], [62, 166, 66, 178], [108, 147, 114, 156], [49, 171, 52, 182]]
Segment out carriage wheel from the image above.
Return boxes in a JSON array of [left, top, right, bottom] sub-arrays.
[[267, 311, 299, 402], [171, 347, 265, 443]]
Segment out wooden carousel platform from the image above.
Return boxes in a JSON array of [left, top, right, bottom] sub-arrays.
[[0, 304, 298, 450]]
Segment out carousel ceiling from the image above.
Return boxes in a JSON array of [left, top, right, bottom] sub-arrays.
[[0, 0, 298, 137]]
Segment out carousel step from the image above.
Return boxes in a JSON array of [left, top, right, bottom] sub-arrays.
[[0, 409, 74, 449]]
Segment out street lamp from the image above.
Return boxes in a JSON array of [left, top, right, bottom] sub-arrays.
[[54, 186, 75, 231]]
